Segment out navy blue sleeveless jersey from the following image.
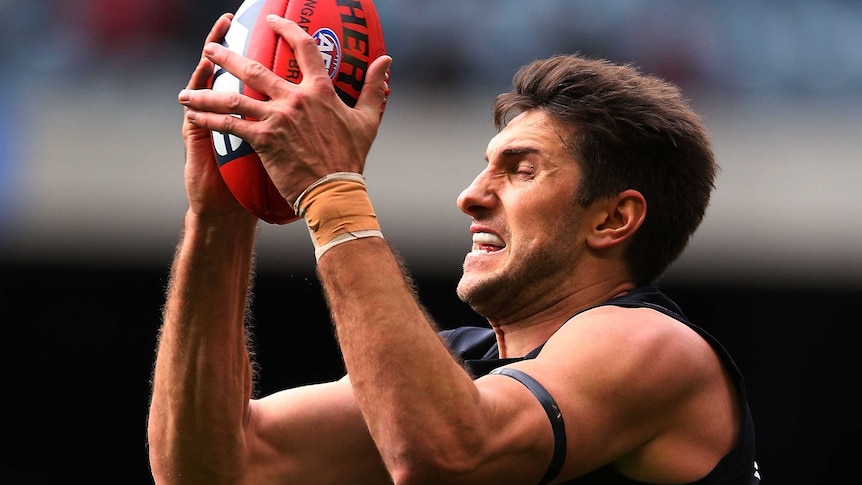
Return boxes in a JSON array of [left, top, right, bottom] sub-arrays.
[[439, 285, 760, 485]]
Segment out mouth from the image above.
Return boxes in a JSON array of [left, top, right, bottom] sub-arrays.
[[471, 231, 506, 253]]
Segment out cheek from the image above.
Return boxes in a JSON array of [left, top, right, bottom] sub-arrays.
[[514, 200, 584, 248]]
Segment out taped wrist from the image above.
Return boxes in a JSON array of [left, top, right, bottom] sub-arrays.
[[293, 172, 383, 260]]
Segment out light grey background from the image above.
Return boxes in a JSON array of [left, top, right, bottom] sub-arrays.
[[2, 0, 860, 286]]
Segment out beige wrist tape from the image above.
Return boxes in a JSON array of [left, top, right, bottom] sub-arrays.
[[293, 172, 383, 260]]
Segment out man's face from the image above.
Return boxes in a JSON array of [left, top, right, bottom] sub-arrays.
[[455, 110, 590, 322]]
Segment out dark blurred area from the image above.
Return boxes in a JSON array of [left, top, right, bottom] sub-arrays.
[[2, 1, 861, 483], [3, 263, 860, 483]]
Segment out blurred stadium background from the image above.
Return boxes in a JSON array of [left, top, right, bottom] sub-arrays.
[[1, 1, 860, 482]]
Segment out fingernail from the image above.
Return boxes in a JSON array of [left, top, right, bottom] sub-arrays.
[[178, 90, 190, 103]]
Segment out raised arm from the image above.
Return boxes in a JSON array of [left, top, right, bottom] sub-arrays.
[[176, 16, 551, 485], [146, 13, 260, 484], [147, 14, 390, 485]]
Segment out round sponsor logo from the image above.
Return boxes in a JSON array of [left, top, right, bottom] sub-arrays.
[[313, 28, 341, 79]]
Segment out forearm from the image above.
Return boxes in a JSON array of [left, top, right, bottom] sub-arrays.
[[316, 238, 485, 481], [148, 210, 258, 485]]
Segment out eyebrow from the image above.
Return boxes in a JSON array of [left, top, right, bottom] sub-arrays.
[[485, 141, 542, 162], [490, 146, 542, 162]]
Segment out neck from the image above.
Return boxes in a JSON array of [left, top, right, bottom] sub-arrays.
[[490, 280, 637, 358]]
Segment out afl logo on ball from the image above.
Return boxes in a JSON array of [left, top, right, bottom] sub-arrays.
[[313, 28, 341, 80]]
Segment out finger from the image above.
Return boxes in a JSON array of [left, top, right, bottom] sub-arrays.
[[207, 13, 234, 45], [184, 108, 258, 140], [203, 41, 288, 100], [187, 54, 216, 92], [354, 55, 393, 115], [187, 14, 234, 91], [179, 85, 269, 123], [265, 15, 329, 83], [182, 13, 235, 136]]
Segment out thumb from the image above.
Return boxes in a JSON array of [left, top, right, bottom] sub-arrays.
[[355, 55, 392, 116]]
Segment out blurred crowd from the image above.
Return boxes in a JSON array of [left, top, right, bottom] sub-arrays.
[[2, 0, 862, 95], [5, 1, 860, 231]]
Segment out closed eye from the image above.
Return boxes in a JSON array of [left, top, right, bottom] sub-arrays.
[[517, 162, 536, 176]]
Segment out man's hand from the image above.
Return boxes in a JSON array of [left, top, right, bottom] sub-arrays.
[[178, 15, 393, 206], [179, 13, 257, 226]]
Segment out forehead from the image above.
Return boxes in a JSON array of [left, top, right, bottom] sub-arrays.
[[486, 110, 571, 159]]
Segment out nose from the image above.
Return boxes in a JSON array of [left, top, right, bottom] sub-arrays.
[[456, 169, 496, 216]]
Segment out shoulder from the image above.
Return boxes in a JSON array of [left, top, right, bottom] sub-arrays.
[[544, 304, 719, 389], [517, 304, 740, 480]]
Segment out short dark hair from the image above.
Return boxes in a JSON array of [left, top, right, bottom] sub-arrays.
[[493, 54, 717, 285]]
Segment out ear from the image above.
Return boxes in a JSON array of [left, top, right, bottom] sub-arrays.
[[586, 189, 647, 250]]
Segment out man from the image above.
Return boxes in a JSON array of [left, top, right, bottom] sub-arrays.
[[148, 13, 760, 485]]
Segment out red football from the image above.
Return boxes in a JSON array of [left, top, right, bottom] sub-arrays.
[[210, 0, 387, 224]]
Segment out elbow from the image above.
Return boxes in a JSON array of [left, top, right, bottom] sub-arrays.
[[147, 421, 171, 484], [147, 431, 183, 485], [384, 437, 487, 485], [147, 426, 244, 485], [388, 461, 482, 485]]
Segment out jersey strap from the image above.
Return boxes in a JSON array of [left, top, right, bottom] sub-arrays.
[[490, 367, 566, 485]]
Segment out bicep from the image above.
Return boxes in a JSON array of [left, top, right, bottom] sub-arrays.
[[472, 357, 634, 483], [469, 371, 572, 485], [244, 378, 391, 485]]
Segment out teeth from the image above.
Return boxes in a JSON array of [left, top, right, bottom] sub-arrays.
[[472, 232, 504, 247]]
